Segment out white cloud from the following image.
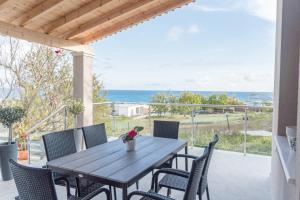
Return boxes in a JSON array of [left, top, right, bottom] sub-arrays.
[[178, 70, 274, 92], [190, 0, 277, 23], [167, 25, 201, 41], [167, 26, 184, 41], [242, 0, 277, 23], [187, 25, 200, 34], [192, 4, 232, 12]]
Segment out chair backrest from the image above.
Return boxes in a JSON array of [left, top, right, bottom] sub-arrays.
[[183, 147, 209, 200], [9, 159, 58, 200], [153, 120, 179, 139], [42, 129, 77, 161], [199, 134, 219, 194], [82, 123, 108, 149]]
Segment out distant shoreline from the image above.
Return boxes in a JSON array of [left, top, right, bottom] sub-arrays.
[[101, 90, 273, 105], [103, 89, 273, 93]]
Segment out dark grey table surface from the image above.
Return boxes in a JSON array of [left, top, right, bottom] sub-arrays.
[[47, 136, 188, 199]]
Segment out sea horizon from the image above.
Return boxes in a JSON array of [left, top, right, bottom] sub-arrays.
[[101, 89, 273, 105]]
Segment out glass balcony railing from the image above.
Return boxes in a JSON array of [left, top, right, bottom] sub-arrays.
[[94, 102, 273, 156], [25, 102, 272, 163]]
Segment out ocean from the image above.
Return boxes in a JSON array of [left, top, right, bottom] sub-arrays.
[[102, 90, 273, 105]]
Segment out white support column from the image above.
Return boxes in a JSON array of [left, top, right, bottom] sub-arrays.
[[272, 0, 300, 200], [72, 51, 94, 149], [273, 0, 300, 135]]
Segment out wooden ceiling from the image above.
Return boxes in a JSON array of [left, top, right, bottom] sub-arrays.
[[0, 0, 193, 51]]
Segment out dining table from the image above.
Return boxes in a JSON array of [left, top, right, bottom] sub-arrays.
[[47, 136, 188, 200]]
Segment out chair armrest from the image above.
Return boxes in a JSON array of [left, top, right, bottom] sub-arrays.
[[55, 176, 71, 197], [151, 168, 190, 192], [170, 154, 198, 167], [128, 191, 170, 200], [81, 187, 111, 200]]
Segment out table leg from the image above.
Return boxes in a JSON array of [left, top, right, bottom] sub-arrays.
[[185, 145, 188, 171], [122, 185, 128, 200]]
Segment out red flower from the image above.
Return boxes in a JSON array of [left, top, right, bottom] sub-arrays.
[[54, 49, 62, 55], [127, 130, 137, 138]]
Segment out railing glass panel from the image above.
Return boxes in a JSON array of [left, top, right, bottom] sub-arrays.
[[26, 102, 272, 164]]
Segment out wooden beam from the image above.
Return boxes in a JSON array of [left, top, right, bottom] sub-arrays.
[[0, 20, 93, 54], [62, 0, 156, 40], [0, 0, 10, 10], [81, 0, 193, 43], [44, 0, 113, 34], [12, 0, 64, 26]]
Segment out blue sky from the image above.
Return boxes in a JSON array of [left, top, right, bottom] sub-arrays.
[[92, 0, 276, 92]]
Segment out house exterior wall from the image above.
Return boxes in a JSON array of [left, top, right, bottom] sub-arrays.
[[114, 104, 148, 117]]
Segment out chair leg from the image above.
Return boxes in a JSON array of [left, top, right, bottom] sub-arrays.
[[206, 186, 210, 200], [167, 188, 171, 197], [75, 177, 80, 197], [109, 186, 112, 199], [136, 181, 139, 189], [198, 193, 202, 200], [175, 157, 178, 169], [113, 187, 117, 200]]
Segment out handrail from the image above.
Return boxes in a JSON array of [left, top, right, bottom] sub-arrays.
[[25, 101, 272, 164], [26, 101, 271, 135], [92, 101, 273, 109], [25, 105, 66, 134]]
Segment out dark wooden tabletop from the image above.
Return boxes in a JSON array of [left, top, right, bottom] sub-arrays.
[[47, 136, 187, 188]]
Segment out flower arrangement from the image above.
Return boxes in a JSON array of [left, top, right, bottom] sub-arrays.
[[121, 126, 144, 143], [0, 106, 25, 144], [14, 123, 27, 151], [14, 123, 29, 160]]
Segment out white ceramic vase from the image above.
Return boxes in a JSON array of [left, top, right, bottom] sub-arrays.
[[126, 139, 136, 151]]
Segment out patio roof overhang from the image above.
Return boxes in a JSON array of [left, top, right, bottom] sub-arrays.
[[0, 0, 193, 53], [0, 0, 194, 131]]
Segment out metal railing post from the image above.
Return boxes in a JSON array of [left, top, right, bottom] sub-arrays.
[[148, 105, 152, 136], [243, 108, 248, 156], [27, 134, 31, 164], [191, 107, 195, 148], [64, 107, 67, 130], [112, 103, 116, 137]]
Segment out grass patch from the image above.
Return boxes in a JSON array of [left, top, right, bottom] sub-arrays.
[[179, 132, 271, 156]]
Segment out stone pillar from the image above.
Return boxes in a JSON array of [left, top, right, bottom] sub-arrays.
[[72, 51, 94, 149], [272, 0, 300, 200]]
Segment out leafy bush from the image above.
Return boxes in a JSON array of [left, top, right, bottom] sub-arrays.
[[0, 106, 25, 144], [67, 99, 85, 116], [0, 107, 25, 128]]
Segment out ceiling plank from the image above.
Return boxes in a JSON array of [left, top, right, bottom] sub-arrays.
[[0, 0, 10, 10], [44, 0, 113, 34], [12, 0, 64, 26], [81, 0, 193, 44], [62, 0, 156, 40], [0, 20, 93, 54]]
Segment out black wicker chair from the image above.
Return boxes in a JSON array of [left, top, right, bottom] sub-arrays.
[[153, 120, 179, 139], [158, 134, 219, 200], [82, 123, 108, 149], [82, 123, 118, 200], [42, 129, 105, 198], [127, 147, 209, 200], [9, 159, 111, 200], [153, 120, 180, 169]]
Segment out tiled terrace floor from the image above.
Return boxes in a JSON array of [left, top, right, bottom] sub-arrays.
[[0, 147, 271, 200]]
